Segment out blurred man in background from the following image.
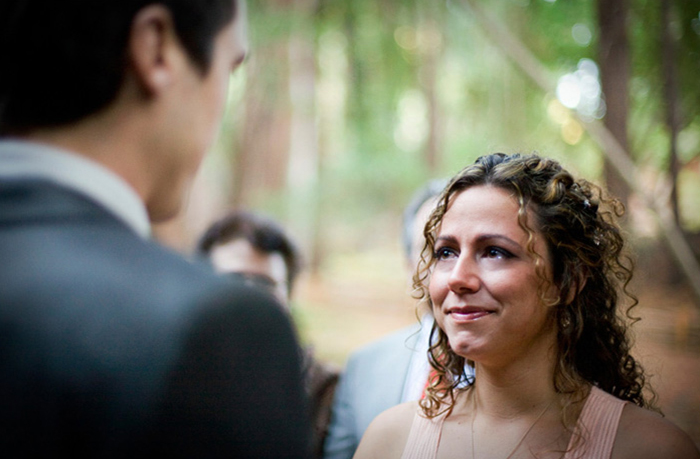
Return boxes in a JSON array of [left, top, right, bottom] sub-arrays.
[[0, 1, 310, 457], [198, 210, 340, 459], [198, 211, 302, 306], [322, 179, 447, 459]]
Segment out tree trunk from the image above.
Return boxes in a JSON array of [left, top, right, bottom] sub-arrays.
[[231, 44, 291, 208], [287, 28, 322, 272], [661, 0, 682, 225], [597, 0, 631, 210], [419, 20, 443, 175]]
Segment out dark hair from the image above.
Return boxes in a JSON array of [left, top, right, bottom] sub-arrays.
[[401, 179, 449, 261], [197, 211, 302, 295], [416, 152, 655, 419], [0, 0, 237, 133]]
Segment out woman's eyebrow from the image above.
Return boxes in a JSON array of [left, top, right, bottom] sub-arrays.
[[436, 233, 519, 246], [435, 235, 458, 245], [474, 233, 520, 246]]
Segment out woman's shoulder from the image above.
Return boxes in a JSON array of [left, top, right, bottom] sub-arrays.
[[352, 401, 421, 459], [363, 400, 420, 440], [613, 403, 700, 459], [377, 400, 422, 422]]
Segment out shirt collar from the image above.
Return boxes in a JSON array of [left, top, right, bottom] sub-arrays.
[[0, 139, 151, 238], [400, 313, 436, 402]]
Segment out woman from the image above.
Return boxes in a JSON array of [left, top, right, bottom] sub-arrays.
[[354, 153, 699, 459]]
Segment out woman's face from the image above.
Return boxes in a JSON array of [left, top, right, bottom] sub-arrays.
[[428, 185, 557, 368]]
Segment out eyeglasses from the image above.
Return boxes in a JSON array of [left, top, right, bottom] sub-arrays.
[[225, 271, 277, 294]]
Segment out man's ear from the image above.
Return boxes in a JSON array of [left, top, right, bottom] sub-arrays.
[[127, 5, 182, 95]]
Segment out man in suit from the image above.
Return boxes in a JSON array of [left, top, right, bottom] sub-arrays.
[[0, 1, 311, 457], [322, 180, 447, 459]]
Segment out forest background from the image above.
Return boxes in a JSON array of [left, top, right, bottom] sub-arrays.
[[154, 0, 700, 447]]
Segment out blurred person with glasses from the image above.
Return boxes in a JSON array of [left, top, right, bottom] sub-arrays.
[[198, 210, 340, 459]]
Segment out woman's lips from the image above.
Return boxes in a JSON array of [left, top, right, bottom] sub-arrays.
[[447, 306, 493, 322]]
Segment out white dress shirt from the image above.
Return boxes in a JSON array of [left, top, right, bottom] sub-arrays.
[[0, 139, 150, 238], [400, 313, 435, 402]]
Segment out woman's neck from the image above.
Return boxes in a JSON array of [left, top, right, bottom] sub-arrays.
[[466, 345, 560, 419]]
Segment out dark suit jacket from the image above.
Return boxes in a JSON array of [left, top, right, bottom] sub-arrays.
[[0, 179, 312, 458]]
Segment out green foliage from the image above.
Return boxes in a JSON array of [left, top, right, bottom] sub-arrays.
[[514, 0, 597, 68], [232, 0, 700, 260]]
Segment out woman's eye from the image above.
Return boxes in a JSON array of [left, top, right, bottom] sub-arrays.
[[434, 247, 456, 260], [485, 246, 513, 259]]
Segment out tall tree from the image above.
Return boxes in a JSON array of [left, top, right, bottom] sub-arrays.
[[597, 0, 631, 210], [661, 0, 681, 225], [231, 0, 295, 208]]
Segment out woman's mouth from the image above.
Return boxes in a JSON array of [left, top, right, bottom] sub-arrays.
[[447, 306, 493, 322]]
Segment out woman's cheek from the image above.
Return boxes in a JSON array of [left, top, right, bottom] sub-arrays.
[[428, 273, 446, 309]]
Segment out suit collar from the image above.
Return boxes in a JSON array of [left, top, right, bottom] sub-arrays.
[[0, 179, 135, 234], [0, 139, 150, 239]]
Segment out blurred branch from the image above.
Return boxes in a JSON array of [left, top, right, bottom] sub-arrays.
[[462, 0, 700, 305]]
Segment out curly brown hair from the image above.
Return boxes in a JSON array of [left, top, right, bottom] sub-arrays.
[[415, 153, 657, 419]]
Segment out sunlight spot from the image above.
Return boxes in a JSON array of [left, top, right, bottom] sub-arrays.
[[394, 89, 428, 152], [555, 58, 605, 120], [572, 23, 592, 46], [562, 118, 584, 145], [556, 74, 581, 109], [692, 13, 700, 36], [395, 26, 418, 51], [547, 99, 570, 125]]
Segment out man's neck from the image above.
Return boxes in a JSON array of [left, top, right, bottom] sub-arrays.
[[22, 106, 151, 209]]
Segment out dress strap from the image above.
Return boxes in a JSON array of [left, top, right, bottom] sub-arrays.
[[400, 405, 446, 459], [565, 386, 627, 458]]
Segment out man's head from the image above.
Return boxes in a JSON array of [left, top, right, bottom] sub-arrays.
[[0, 0, 240, 132], [197, 211, 302, 306], [0, 0, 248, 222]]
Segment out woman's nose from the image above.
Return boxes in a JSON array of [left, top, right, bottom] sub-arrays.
[[446, 255, 480, 293]]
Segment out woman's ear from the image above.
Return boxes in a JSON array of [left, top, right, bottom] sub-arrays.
[[563, 269, 588, 305]]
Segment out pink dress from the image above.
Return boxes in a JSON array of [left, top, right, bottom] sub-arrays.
[[400, 387, 627, 459]]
